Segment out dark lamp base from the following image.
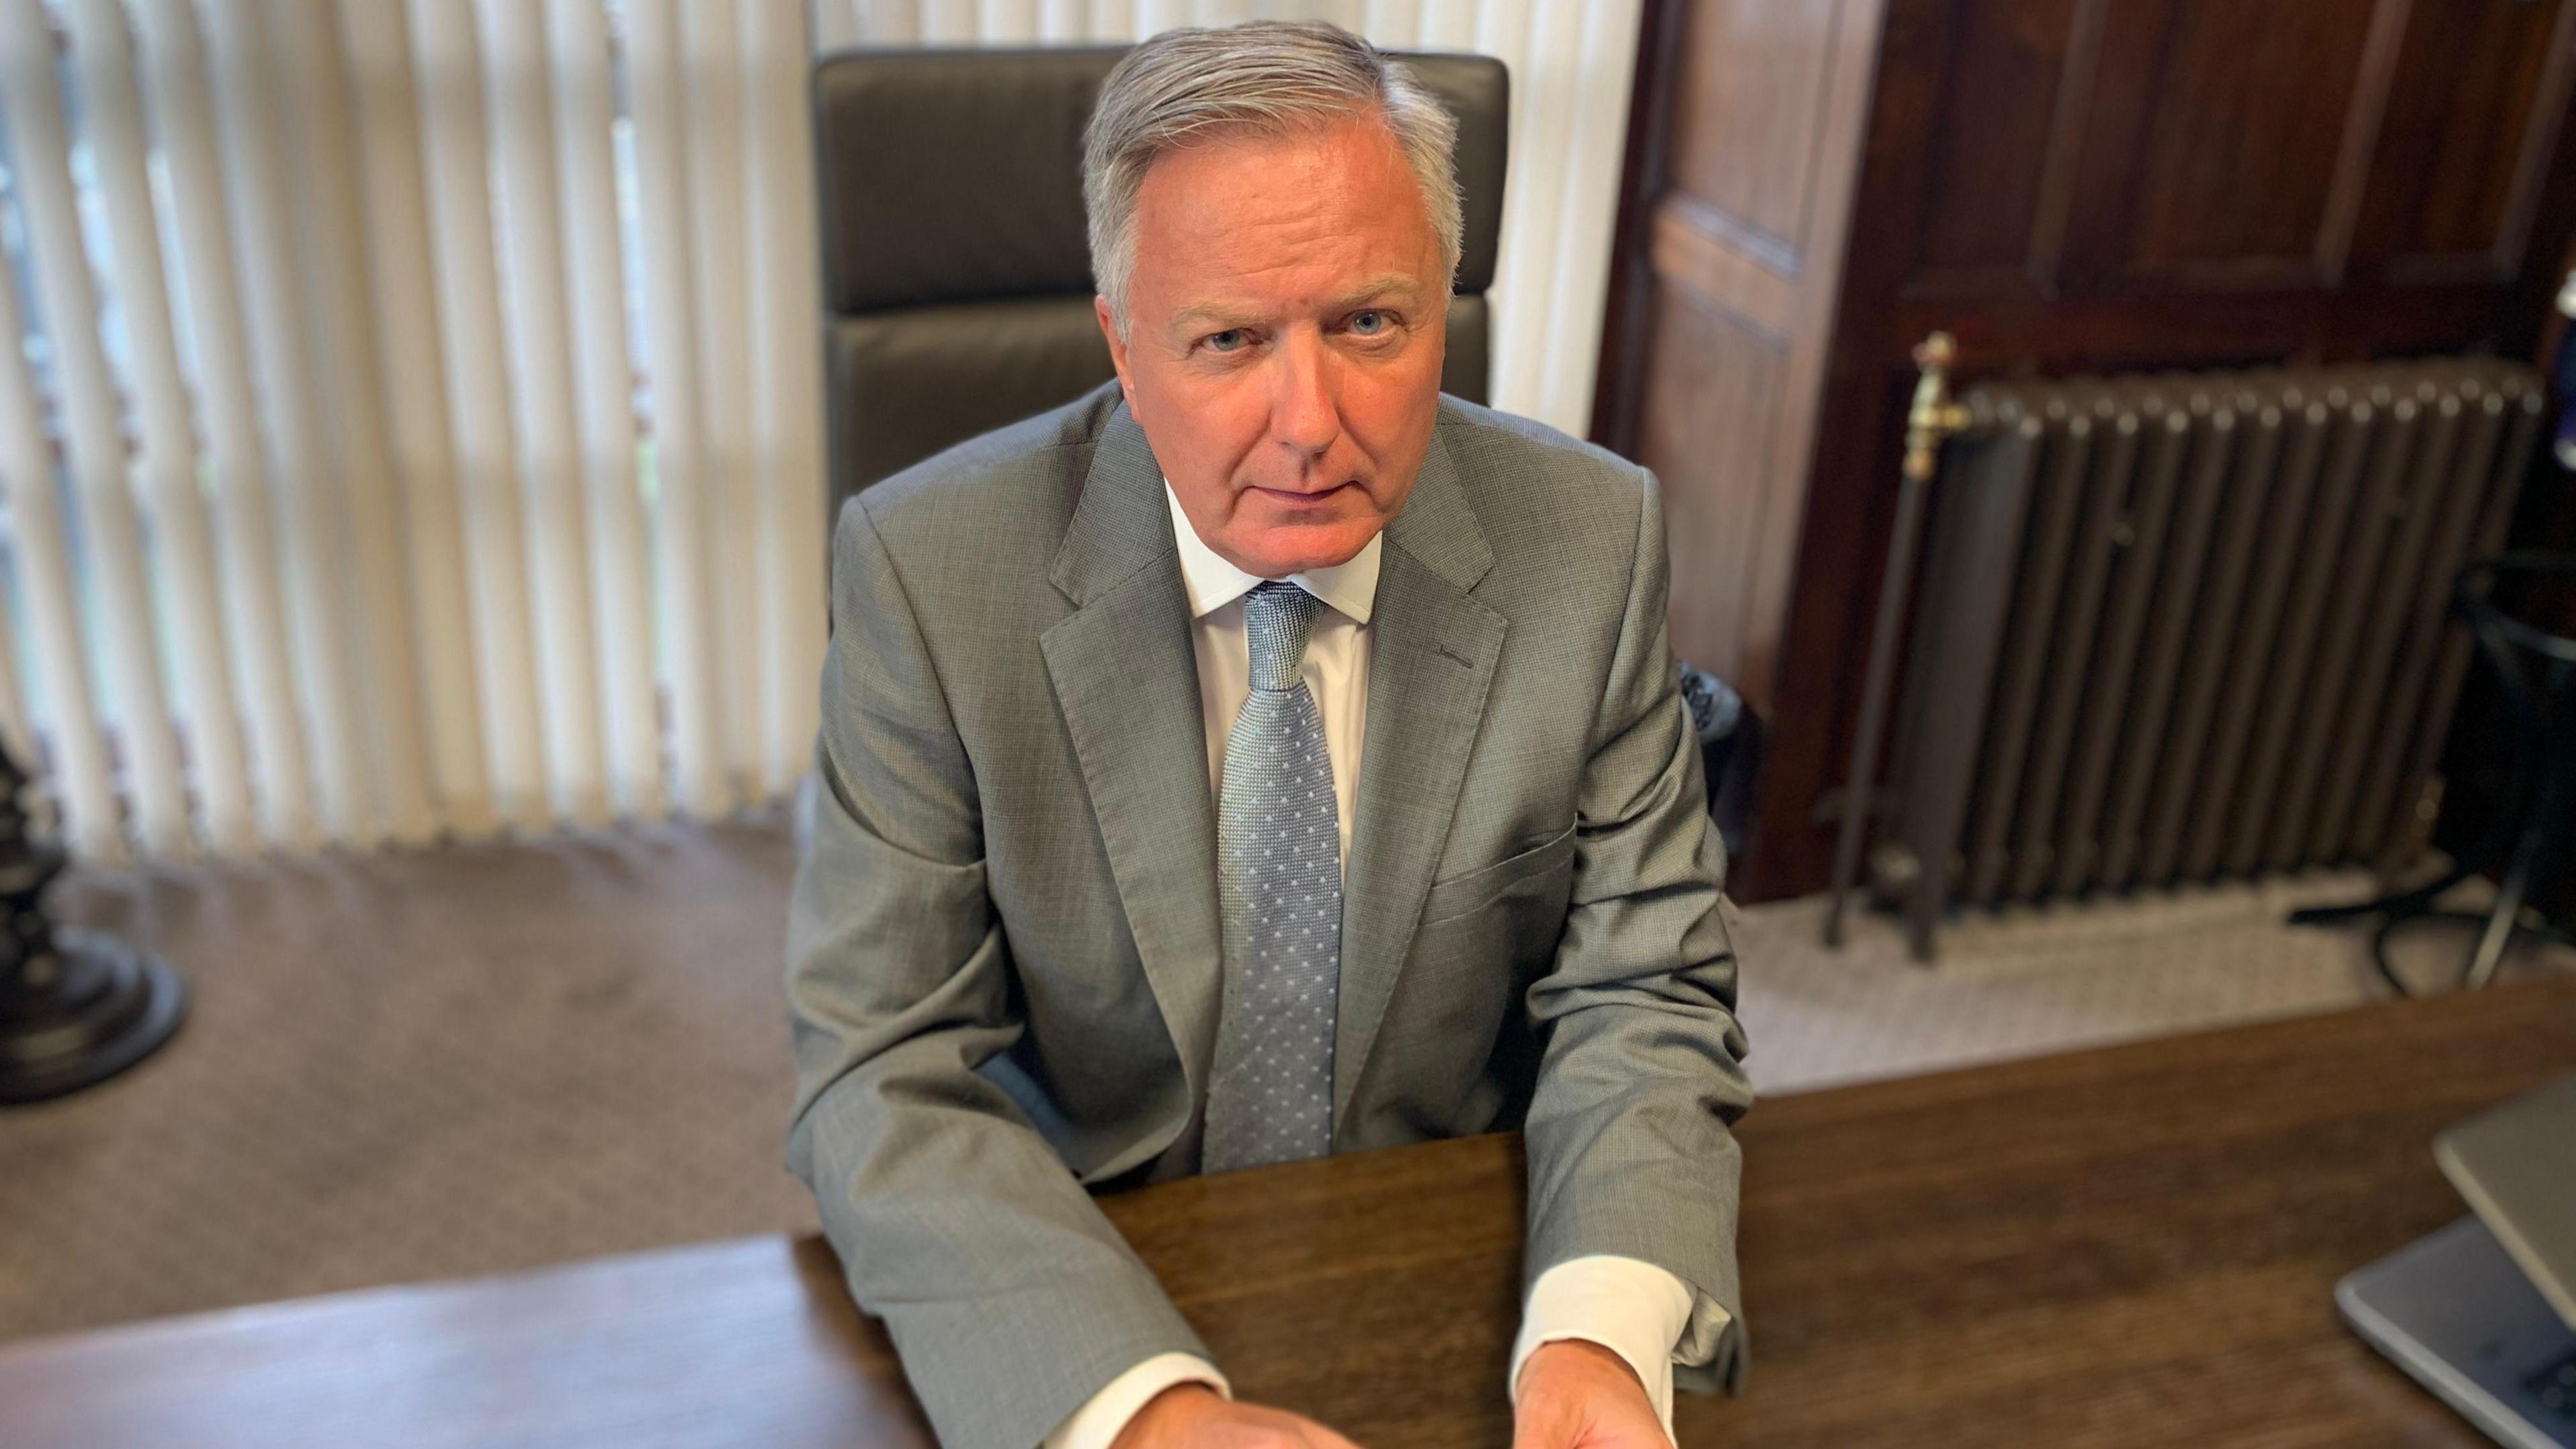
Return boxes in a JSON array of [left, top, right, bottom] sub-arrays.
[[0, 930, 188, 1105]]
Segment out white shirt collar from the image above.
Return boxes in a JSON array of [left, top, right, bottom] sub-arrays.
[[1163, 479, 1381, 626]]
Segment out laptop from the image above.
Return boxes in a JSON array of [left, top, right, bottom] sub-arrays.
[[2339, 1072, 2576, 1447]]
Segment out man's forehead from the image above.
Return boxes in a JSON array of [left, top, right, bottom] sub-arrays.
[[1143, 110, 1409, 191]]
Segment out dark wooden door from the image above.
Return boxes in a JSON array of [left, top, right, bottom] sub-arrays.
[[1593, 0, 1890, 722]]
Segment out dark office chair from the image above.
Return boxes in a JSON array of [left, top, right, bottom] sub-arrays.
[[2292, 553, 2576, 994], [809, 46, 1509, 520]]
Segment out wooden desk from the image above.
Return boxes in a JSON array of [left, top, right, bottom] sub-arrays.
[[5, 977, 2571, 1448]]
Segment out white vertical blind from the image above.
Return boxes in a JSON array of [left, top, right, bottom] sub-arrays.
[[865, 0, 922, 46], [978, 0, 1038, 44], [0, 0, 836, 857], [1364, 1, 1424, 42], [407, 0, 551, 830], [0, 0, 1630, 861], [626, 0, 730, 820], [920, 0, 979, 44], [60, 0, 252, 852], [129, 0, 313, 847], [1415, 0, 1479, 50], [334, 0, 496, 837], [745, 1, 830, 798], [203, 0, 375, 844], [1036, 0, 1083, 44], [547, 0, 664, 820], [1532, 0, 1642, 435], [477, 0, 609, 826], [1, 0, 186, 855], [0, 199, 119, 858], [680, 1, 765, 812], [1479, 0, 1563, 417], [1134, 1, 1191, 37], [274, 0, 442, 845], [1081, 1, 1126, 42], [812, 2, 864, 51]]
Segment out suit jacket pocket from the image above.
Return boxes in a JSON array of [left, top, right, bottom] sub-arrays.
[[1419, 822, 1577, 926]]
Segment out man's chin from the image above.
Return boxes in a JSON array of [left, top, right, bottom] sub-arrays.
[[1232, 520, 1381, 578], [1222, 500, 1384, 575]]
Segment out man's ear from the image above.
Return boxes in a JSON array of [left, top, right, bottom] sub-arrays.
[[1093, 295, 1136, 411]]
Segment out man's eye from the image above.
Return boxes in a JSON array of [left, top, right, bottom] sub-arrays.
[[1349, 309, 1393, 336], [1203, 329, 1248, 352]]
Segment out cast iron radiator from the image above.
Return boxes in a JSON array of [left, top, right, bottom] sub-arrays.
[[1851, 357, 2545, 959]]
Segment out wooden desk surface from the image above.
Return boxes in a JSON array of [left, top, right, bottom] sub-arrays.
[[5, 976, 2571, 1448]]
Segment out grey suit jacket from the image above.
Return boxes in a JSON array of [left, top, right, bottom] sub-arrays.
[[786, 381, 1753, 1449]]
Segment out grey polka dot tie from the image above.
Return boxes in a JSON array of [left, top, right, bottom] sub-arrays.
[[1201, 581, 1342, 1173]]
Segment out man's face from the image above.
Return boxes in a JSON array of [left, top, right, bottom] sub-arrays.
[[1096, 112, 1448, 579]]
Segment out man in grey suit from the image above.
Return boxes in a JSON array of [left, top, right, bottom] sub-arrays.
[[788, 21, 1751, 1449]]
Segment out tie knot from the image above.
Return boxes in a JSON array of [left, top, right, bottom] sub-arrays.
[[1243, 581, 1321, 692]]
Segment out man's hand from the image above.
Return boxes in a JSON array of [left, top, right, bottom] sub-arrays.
[[1511, 1340, 1670, 1449], [1110, 1383, 1366, 1449]]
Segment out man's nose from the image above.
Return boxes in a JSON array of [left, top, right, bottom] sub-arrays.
[[1270, 329, 1340, 464]]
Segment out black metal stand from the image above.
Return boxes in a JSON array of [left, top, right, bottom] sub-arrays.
[[0, 733, 186, 1104], [2291, 553, 2576, 995]]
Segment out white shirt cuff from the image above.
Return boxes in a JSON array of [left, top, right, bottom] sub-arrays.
[[1508, 1255, 1709, 1446], [1040, 1352, 1230, 1449]]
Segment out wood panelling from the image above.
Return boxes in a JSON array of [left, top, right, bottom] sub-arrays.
[[2365, 0, 2576, 275], [1664, 0, 1843, 256], [1638, 284, 1786, 688], [2088, 0, 2388, 281], [1650, 199, 1797, 337], [1599, 0, 2576, 900], [1898, 282, 2533, 374], [1915, 0, 2083, 274], [1906, 0, 2576, 299]]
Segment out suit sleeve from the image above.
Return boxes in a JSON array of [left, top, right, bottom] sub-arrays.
[[786, 498, 1213, 1449], [1518, 465, 1755, 1396]]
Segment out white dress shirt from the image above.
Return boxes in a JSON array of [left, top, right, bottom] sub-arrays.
[[1037, 486, 1710, 1449]]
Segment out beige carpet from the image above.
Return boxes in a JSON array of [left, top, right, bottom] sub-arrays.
[[1729, 867, 2570, 1093], [1, 811, 823, 1342], [1, 814, 2566, 1344]]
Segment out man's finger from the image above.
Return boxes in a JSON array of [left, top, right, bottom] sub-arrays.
[[1510, 1400, 1568, 1449]]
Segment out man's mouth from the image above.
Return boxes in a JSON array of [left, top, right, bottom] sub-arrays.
[[1246, 481, 1356, 504]]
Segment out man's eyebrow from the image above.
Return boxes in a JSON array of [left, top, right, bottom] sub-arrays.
[[1165, 277, 1430, 335], [1327, 276, 1427, 310], [1168, 303, 1269, 333]]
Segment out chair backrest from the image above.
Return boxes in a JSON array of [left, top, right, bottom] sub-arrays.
[[810, 45, 1509, 517]]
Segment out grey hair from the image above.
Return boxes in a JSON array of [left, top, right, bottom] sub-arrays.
[[1082, 20, 1463, 331]]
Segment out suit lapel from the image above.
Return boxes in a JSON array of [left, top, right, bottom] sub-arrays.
[[1040, 405, 1223, 1108], [1334, 425, 1505, 1124], [1040, 405, 1507, 1134]]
